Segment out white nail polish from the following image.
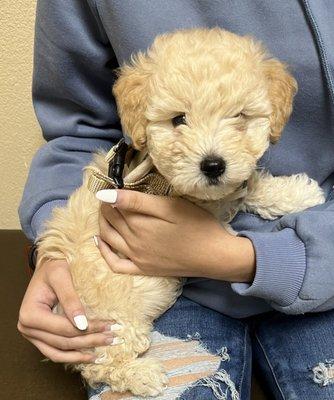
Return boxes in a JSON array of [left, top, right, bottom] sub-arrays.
[[108, 323, 123, 332], [96, 189, 118, 204], [74, 315, 88, 330], [110, 337, 124, 346], [93, 235, 99, 248], [94, 353, 108, 364]]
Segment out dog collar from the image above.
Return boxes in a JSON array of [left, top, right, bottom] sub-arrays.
[[86, 139, 174, 196]]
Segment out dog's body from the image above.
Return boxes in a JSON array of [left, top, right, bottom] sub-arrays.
[[36, 28, 324, 396]]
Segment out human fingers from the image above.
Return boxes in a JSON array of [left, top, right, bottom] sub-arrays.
[[18, 323, 122, 350], [98, 213, 130, 255], [23, 335, 96, 364], [46, 263, 90, 331], [96, 189, 178, 222], [19, 260, 117, 337], [95, 236, 142, 275]]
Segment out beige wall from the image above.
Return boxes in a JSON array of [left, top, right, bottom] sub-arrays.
[[0, 1, 44, 230]]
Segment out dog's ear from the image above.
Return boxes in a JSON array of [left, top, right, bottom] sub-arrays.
[[262, 59, 297, 143], [113, 53, 152, 150]]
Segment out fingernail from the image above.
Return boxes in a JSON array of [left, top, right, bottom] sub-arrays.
[[94, 354, 108, 364], [107, 323, 123, 332], [105, 337, 124, 346], [74, 315, 88, 330], [93, 235, 99, 248], [96, 189, 118, 204]]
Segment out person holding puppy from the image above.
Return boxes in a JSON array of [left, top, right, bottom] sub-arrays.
[[18, 1, 334, 399]]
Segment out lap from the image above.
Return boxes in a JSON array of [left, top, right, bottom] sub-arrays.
[[87, 298, 334, 400], [253, 309, 334, 400], [155, 296, 251, 400], [88, 296, 251, 400]]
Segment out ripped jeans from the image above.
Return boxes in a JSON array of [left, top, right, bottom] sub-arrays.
[[88, 296, 334, 400]]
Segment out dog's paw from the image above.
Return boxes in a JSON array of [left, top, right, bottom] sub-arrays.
[[246, 172, 325, 219], [286, 173, 325, 211], [125, 358, 168, 397]]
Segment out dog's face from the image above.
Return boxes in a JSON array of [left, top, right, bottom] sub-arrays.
[[113, 28, 297, 200]]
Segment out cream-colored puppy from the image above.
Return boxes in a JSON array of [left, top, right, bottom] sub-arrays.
[[36, 28, 324, 397]]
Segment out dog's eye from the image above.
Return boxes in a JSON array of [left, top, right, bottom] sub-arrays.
[[172, 114, 187, 127], [232, 112, 244, 118]]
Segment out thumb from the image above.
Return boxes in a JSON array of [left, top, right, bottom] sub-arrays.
[[47, 261, 88, 331]]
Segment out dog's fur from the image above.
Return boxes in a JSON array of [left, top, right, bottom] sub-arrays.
[[36, 28, 324, 397]]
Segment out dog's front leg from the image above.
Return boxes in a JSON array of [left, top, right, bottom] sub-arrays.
[[242, 170, 325, 220]]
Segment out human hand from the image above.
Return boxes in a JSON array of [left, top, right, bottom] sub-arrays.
[[96, 189, 255, 282], [18, 259, 122, 363]]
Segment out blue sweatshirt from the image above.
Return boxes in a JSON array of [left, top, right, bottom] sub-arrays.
[[19, 0, 334, 318]]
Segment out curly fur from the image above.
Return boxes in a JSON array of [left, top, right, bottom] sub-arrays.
[[36, 28, 324, 397]]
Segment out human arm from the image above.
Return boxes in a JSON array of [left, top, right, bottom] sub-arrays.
[[18, 0, 123, 242], [231, 195, 334, 314], [17, 0, 123, 359], [96, 189, 334, 315]]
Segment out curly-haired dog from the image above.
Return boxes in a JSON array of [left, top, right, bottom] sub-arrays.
[[35, 28, 324, 397]]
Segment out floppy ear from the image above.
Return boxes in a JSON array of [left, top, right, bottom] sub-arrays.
[[263, 59, 298, 143], [112, 53, 152, 150]]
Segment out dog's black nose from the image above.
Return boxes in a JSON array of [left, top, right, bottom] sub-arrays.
[[200, 156, 226, 178]]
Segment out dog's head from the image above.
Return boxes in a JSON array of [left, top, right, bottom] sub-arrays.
[[113, 28, 297, 200]]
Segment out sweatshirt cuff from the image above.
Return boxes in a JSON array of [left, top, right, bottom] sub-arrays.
[[31, 200, 68, 242], [231, 228, 306, 307]]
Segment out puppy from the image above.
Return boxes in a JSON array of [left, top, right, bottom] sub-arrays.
[[35, 28, 324, 397]]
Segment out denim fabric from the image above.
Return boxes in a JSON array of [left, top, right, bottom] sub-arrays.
[[251, 310, 334, 400], [88, 296, 334, 400]]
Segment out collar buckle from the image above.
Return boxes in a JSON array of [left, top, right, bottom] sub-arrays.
[[106, 138, 129, 188]]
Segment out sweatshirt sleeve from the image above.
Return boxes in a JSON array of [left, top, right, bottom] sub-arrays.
[[18, 0, 123, 242], [231, 197, 334, 314]]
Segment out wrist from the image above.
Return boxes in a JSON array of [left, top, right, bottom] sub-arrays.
[[207, 231, 256, 282], [229, 236, 256, 282]]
